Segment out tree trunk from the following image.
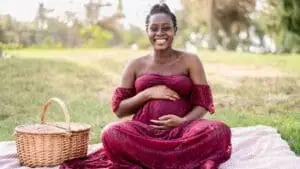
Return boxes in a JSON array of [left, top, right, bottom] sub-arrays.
[[0, 48, 3, 58], [208, 0, 217, 50]]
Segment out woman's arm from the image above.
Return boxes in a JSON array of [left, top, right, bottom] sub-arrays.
[[182, 54, 210, 121], [182, 104, 207, 121], [113, 59, 150, 118], [114, 91, 150, 118]]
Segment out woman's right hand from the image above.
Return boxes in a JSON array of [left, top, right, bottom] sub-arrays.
[[143, 85, 180, 101]]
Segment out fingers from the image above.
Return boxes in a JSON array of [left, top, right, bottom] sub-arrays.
[[160, 93, 178, 101], [158, 115, 174, 121], [168, 90, 180, 99], [151, 115, 182, 130], [150, 119, 174, 130], [164, 89, 180, 100], [154, 85, 180, 101], [164, 95, 178, 101], [150, 119, 168, 125], [150, 119, 169, 129]]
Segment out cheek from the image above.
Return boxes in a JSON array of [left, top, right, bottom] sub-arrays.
[[167, 32, 175, 40], [147, 32, 155, 40]]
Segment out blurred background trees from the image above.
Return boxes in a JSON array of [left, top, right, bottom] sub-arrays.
[[0, 0, 300, 54]]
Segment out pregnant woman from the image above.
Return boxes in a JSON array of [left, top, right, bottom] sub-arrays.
[[61, 3, 231, 169]]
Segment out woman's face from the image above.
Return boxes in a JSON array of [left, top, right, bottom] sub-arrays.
[[147, 13, 176, 51]]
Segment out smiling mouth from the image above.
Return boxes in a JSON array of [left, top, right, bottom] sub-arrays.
[[155, 39, 167, 45]]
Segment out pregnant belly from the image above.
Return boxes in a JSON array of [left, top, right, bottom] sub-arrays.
[[133, 99, 192, 124]]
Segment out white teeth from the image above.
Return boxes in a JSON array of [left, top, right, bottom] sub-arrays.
[[156, 39, 166, 44]]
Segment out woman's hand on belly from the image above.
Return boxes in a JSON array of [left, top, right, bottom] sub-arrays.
[[144, 85, 180, 101], [150, 114, 185, 130]]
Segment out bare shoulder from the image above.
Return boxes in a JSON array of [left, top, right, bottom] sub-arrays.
[[123, 55, 148, 74], [120, 55, 148, 87], [176, 50, 203, 66], [176, 50, 207, 84]]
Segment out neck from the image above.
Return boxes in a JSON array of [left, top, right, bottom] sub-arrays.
[[152, 48, 174, 64]]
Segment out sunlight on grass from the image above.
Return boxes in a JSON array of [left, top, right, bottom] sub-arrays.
[[1, 49, 300, 154], [199, 50, 300, 74]]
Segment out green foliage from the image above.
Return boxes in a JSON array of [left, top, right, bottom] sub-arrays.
[[122, 27, 141, 46], [258, 1, 282, 34], [0, 42, 23, 50], [80, 25, 113, 48], [259, 0, 300, 53], [1, 0, 300, 52], [179, 0, 256, 50], [281, 0, 300, 33], [32, 36, 63, 49], [279, 0, 300, 53], [281, 31, 300, 53], [122, 26, 150, 49], [173, 10, 192, 48], [0, 29, 4, 43]]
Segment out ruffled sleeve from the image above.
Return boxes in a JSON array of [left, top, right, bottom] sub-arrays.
[[111, 87, 136, 112], [190, 84, 215, 114]]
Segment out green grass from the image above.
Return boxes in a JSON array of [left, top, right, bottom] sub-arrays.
[[1, 49, 300, 155], [199, 50, 300, 74], [0, 57, 117, 143]]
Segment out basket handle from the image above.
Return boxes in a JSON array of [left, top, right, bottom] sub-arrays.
[[40, 97, 71, 130]]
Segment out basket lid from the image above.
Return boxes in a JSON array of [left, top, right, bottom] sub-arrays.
[[15, 98, 92, 135], [15, 122, 91, 134]]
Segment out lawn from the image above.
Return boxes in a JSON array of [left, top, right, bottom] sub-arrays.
[[1, 49, 300, 154]]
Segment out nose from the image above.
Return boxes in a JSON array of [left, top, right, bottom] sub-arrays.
[[157, 28, 164, 36]]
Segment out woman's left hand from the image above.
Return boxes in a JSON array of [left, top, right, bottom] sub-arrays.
[[150, 115, 185, 130]]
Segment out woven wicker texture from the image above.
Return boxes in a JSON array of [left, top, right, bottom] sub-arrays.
[[14, 98, 91, 167]]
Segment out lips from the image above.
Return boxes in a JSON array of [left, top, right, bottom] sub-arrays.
[[155, 38, 167, 45], [156, 39, 166, 44]]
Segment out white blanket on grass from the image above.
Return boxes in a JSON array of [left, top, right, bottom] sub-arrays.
[[0, 125, 299, 169]]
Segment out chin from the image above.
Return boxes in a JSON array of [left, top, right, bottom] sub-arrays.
[[155, 47, 168, 51], [154, 45, 170, 51]]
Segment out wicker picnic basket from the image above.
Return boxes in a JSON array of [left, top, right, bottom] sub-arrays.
[[14, 98, 91, 167]]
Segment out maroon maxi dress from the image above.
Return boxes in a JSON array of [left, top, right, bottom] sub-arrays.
[[60, 73, 232, 169]]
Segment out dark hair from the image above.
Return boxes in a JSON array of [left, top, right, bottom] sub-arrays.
[[145, 3, 177, 30]]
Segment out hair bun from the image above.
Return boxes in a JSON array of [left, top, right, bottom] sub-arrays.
[[150, 3, 171, 14], [159, 3, 171, 12]]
